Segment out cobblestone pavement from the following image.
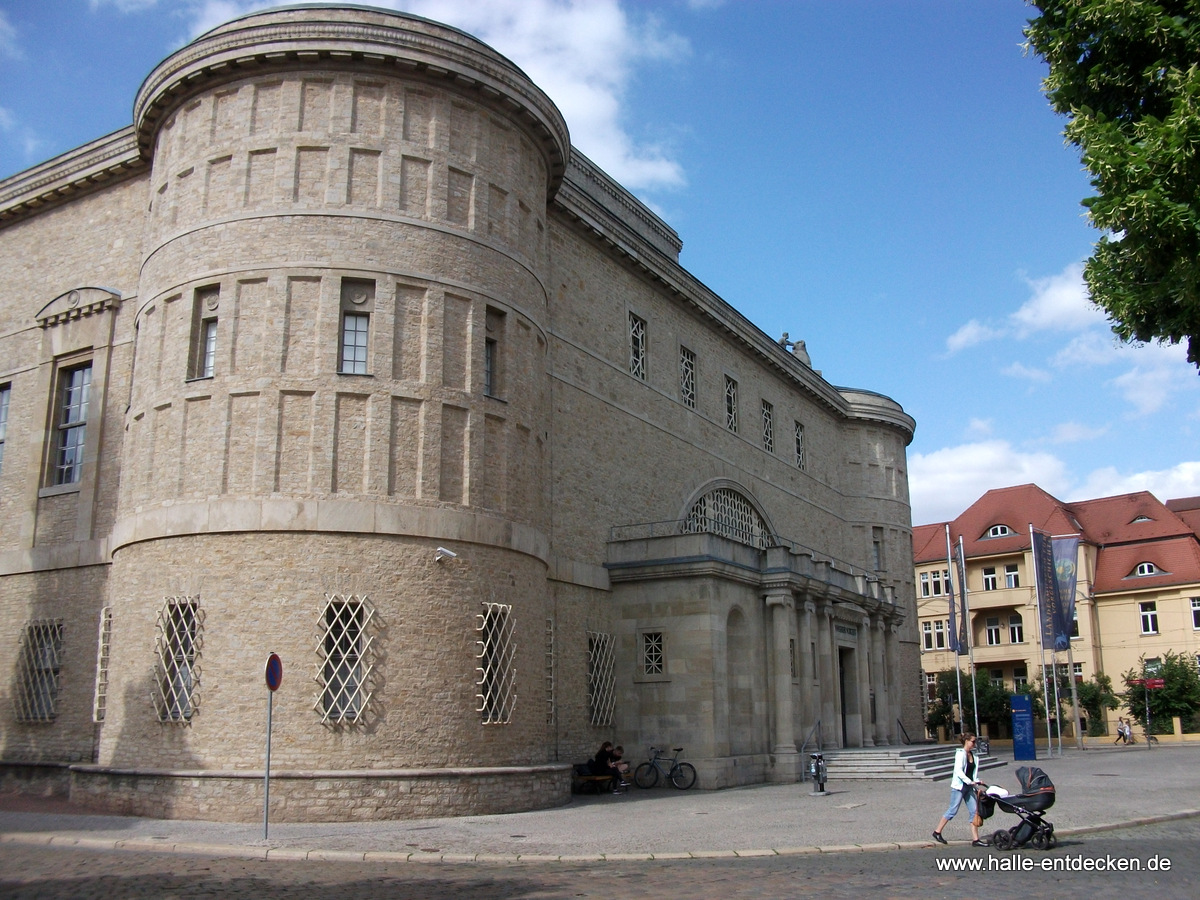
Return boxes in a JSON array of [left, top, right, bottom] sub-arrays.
[[0, 817, 1196, 900]]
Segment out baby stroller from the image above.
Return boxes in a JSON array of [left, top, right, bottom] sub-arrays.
[[978, 766, 1056, 851]]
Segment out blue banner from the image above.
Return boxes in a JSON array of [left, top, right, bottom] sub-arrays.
[[1051, 535, 1080, 650], [954, 539, 969, 651], [1032, 530, 1066, 651]]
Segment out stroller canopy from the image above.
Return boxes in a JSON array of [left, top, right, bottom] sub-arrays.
[[1015, 766, 1055, 795]]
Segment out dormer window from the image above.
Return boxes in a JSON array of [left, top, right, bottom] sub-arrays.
[[987, 524, 1012, 538], [1132, 515, 1153, 523], [1132, 562, 1162, 577]]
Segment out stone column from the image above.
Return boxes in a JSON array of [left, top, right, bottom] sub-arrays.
[[766, 588, 799, 781], [887, 620, 903, 741], [873, 615, 889, 745], [798, 599, 816, 743], [816, 600, 837, 747], [857, 614, 874, 747]]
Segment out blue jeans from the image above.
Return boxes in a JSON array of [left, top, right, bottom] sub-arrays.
[[942, 785, 977, 821]]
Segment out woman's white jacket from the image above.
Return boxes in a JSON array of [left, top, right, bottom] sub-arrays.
[[948, 747, 979, 791]]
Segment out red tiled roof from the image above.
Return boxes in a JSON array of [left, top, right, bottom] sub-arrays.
[[1066, 492, 1189, 544], [912, 522, 949, 564], [1092, 536, 1200, 593]]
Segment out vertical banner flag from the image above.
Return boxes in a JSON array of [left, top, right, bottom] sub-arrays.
[[945, 526, 960, 653], [955, 538, 969, 652], [1032, 530, 1063, 652], [1051, 535, 1080, 652]]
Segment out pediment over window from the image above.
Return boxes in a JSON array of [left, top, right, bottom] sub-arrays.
[[36, 287, 122, 328]]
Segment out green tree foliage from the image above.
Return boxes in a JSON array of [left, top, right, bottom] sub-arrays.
[[925, 670, 1014, 736], [1121, 650, 1200, 731], [1026, 2, 1200, 367], [1076, 672, 1120, 735]]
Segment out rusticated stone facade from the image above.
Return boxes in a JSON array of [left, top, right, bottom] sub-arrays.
[[0, 6, 919, 821]]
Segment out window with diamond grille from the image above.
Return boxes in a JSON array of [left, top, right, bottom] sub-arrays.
[[153, 598, 202, 722], [682, 486, 772, 549], [761, 400, 774, 453], [724, 376, 738, 432], [315, 594, 375, 724], [586, 631, 615, 726], [15, 619, 63, 722], [92, 607, 112, 723], [794, 421, 806, 470], [641, 631, 664, 676], [679, 346, 696, 408], [476, 602, 516, 724], [629, 312, 647, 380]]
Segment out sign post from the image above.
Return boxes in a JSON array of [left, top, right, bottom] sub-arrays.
[[264, 653, 282, 839]]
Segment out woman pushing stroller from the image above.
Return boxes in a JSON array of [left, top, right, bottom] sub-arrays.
[[931, 732, 989, 847]]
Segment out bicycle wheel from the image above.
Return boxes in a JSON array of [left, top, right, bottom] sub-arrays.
[[634, 761, 659, 789], [670, 762, 697, 790]]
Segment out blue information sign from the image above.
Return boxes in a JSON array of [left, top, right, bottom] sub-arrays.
[[1011, 692, 1036, 761], [265, 653, 283, 692]]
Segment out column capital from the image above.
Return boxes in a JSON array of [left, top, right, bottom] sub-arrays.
[[764, 587, 794, 610]]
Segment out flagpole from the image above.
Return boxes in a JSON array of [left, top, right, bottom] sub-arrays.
[[960, 536, 980, 737], [1030, 524, 1055, 757], [946, 525, 963, 738]]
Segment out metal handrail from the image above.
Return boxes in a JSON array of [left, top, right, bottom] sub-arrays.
[[897, 718, 912, 745]]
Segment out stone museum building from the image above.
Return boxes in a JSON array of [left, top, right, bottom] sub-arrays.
[[0, 5, 919, 821]]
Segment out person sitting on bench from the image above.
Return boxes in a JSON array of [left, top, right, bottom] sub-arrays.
[[589, 741, 622, 792]]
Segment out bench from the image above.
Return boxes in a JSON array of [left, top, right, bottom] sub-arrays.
[[571, 764, 623, 794]]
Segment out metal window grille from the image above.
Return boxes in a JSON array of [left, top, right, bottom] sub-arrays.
[[476, 602, 516, 724], [761, 400, 774, 452], [679, 347, 696, 408], [641, 631, 664, 676], [724, 376, 738, 431], [315, 594, 375, 724], [794, 421, 805, 470], [485, 338, 498, 396], [682, 486, 771, 549], [153, 597, 203, 722], [340, 312, 370, 374], [629, 312, 646, 380], [587, 631, 615, 726], [15, 619, 64, 722], [92, 607, 112, 723], [0, 383, 10, 474], [545, 618, 556, 727], [55, 364, 91, 485]]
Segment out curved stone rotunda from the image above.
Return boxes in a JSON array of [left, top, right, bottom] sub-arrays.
[[0, 5, 919, 822]]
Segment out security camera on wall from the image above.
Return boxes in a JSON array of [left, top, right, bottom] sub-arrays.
[[435, 547, 457, 562]]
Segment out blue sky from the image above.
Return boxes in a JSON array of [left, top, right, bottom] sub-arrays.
[[3, 0, 1199, 525]]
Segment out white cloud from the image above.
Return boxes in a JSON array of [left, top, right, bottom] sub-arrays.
[[1076, 461, 1200, 503], [1011, 263, 1106, 335], [1108, 362, 1188, 416], [89, 0, 161, 11], [0, 9, 22, 60], [946, 319, 1003, 354], [1002, 361, 1052, 383], [173, 0, 688, 191], [965, 418, 993, 438], [1050, 421, 1108, 444], [908, 440, 1070, 525]]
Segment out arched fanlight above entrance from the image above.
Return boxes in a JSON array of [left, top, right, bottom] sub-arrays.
[[680, 482, 775, 550]]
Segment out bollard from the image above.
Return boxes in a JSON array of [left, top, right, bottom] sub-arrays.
[[810, 752, 827, 794]]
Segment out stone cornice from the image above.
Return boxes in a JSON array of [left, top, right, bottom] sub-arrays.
[[0, 128, 144, 229], [133, 5, 570, 198]]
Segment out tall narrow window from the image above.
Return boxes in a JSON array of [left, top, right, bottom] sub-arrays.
[[679, 346, 696, 408], [933, 620, 946, 649], [724, 376, 738, 432], [316, 594, 374, 723], [1005, 564, 1020, 588], [15, 619, 63, 722], [1140, 601, 1158, 634], [338, 278, 374, 375], [628, 312, 646, 380], [189, 286, 220, 378], [982, 567, 997, 591], [153, 597, 202, 722], [794, 421, 806, 470], [641, 631, 664, 675], [93, 607, 112, 723], [54, 363, 91, 486], [484, 306, 505, 398], [761, 400, 774, 452], [920, 572, 930, 597], [0, 383, 10, 475], [1192, 597, 1200, 630], [872, 526, 885, 571], [1014, 667, 1028, 689], [476, 602, 516, 724], [1009, 613, 1024, 644], [922, 620, 933, 651], [985, 616, 1001, 646], [587, 631, 615, 726]]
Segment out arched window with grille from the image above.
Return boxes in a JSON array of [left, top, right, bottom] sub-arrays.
[[681, 486, 772, 549]]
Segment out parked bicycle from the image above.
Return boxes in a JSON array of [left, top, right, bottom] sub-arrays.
[[633, 746, 697, 790]]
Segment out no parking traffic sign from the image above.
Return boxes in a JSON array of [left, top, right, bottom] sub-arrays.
[[265, 653, 282, 691]]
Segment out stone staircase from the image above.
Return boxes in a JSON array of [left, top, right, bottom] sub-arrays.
[[818, 745, 1007, 781]]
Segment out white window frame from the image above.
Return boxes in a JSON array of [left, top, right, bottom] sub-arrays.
[[339, 311, 370, 374], [988, 524, 1011, 537], [628, 311, 646, 380], [1140, 601, 1159, 635], [587, 631, 615, 726], [922, 620, 933, 651], [15, 618, 64, 722], [679, 346, 696, 408], [1014, 667, 1028, 689], [990, 668, 1004, 687], [1134, 561, 1160, 577], [985, 616, 1001, 646], [1192, 597, 1200, 630], [152, 597, 203, 723], [982, 567, 997, 591], [933, 620, 946, 650], [188, 286, 220, 380], [477, 601, 516, 724], [53, 363, 91, 486], [920, 572, 930, 597], [1009, 613, 1024, 644], [1005, 564, 1020, 588]]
